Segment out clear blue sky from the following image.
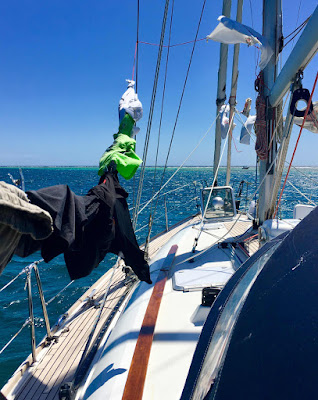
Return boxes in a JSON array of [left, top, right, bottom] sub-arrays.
[[0, 0, 317, 166]]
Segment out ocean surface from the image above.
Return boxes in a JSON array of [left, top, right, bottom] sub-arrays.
[[0, 165, 318, 387]]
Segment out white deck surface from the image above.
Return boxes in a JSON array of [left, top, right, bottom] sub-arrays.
[[2, 214, 255, 400], [79, 215, 252, 400]]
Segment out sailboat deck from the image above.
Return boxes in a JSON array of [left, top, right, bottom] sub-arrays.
[[1, 214, 257, 400]]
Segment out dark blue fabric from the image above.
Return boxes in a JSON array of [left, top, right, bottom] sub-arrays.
[[181, 238, 281, 400], [182, 207, 318, 400]]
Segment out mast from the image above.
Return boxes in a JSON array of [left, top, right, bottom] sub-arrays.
[[213, 0, 232, 184], [269, 6, 318, 107], [226, 0, 243, 186], [266, 6, 318, 216], [257, 0, 282, 224]]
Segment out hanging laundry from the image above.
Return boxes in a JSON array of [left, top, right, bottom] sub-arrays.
[[118, 79, 143, 123], [220, 104, 230, 139], [220, 104, 236, 139], [294, 101, 318, 133], [99, 80, 143, 180], [0, 181, 53, 273], [240, 115, 256, 145], [207, 16, 274, 70], [16, 172, 151, 284]]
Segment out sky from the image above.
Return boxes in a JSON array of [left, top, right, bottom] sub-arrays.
[[0, 0, 317, 167]]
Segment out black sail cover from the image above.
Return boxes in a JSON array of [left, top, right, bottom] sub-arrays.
[[182, 205, 318, 400], [16, 172, 151, 283]]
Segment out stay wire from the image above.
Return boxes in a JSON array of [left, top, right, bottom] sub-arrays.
[[132, 0, 171, 230], [136, 0, 140, 91], [144, 0, 207, 246], [147, 0, 175, 243], [137, 115, 219, 218]]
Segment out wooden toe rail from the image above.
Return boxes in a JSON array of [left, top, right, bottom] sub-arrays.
[[122, 245, 178, 400]]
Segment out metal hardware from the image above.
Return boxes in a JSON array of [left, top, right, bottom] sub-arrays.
[[289, 87, 313, 117], [25, 269, 36, 364], [33, 264, 52, 339], [164, 195, 169, 231]]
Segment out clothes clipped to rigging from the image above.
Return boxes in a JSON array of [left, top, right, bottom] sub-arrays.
[[99, 80, 143, 180], [0, 79, 151, 283]]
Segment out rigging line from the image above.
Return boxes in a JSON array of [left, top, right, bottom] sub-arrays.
[[132, 42, 138, 82], [137, 37, 206, 48], [286, 161, 318, 186], [283, 22, 308, 48], [144, 0, 208, 245], [190, 112, 234, 253], [129, 183, 191, 211], [132, 0, 171, 230], [45, 280, 75, 306], [136, 0, 140, 91], [286, 179, 317, 206], [268, 92, 291, 151], [76, 259, 121, 373], [149, 0, 175, 225], [274, 71, 318, 218], [202, 111, 235, 222], [0, 270, 25, 293], [0, 259, 44, 293], [284, 14, 309, 40], [137, 114, 219, 218], [177, 212, 245, 265], [135, 196, 197, 234], [0, 319, 29, 355]]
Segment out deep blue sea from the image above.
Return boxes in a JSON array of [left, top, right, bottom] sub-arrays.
[[0, 166, 317, 387]]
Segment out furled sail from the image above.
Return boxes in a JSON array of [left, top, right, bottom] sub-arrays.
[[207, 16, 274, 69]]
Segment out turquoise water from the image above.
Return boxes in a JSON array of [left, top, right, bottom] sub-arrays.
[[0, 166, 317, 387]]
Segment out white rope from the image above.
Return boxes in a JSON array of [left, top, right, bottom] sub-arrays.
[[246, 92, 291, 203]]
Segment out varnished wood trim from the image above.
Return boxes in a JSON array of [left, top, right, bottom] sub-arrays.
[[122, 245, 178, 400]]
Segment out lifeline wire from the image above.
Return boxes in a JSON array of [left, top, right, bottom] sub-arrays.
[[0, 259, 44, 293], [46, 280, 75, 306], [0, 319, 29, 355]]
